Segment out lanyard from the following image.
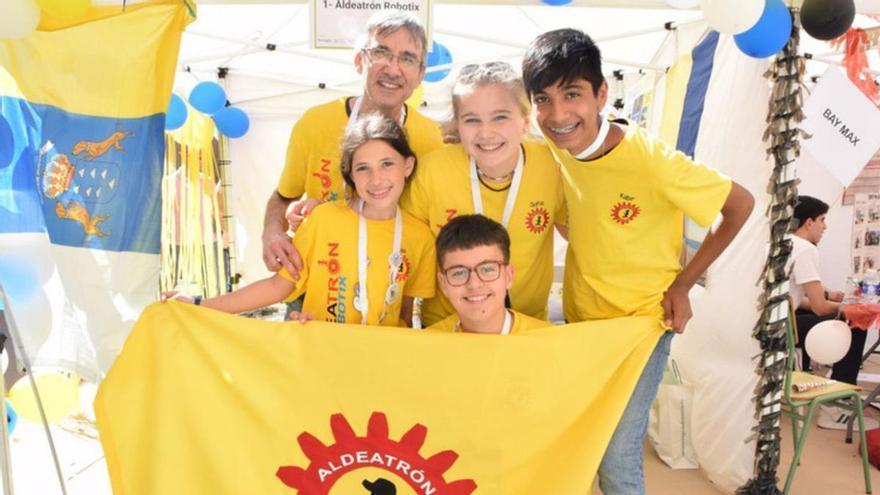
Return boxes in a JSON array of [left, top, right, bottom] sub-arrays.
[[349, 96, 406, 126], [455, 310, 513, 335], [469, 147, 524, 228], [354, 199, 403, 324], [573, 112, 610, 160]]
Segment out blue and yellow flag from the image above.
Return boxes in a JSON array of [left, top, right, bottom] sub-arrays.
[[96, 303, 663, 494], [0, 1, 194, 379]]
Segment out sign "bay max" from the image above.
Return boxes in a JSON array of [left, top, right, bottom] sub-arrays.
[[801, 66, 880, 187], [822, 108, 860, 146]]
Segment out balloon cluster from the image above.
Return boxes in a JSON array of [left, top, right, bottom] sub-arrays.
[[166, 81, 251, 139], [0, 0, 91, 39], [665, 0, 856, 58]]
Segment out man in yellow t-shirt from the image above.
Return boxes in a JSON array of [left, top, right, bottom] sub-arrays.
[[523, 29, 754, 494], [261, 11, 443, 276], [278, 201, 436, 327], [427, 215, 551, 335], [402, 139, 566, 325]]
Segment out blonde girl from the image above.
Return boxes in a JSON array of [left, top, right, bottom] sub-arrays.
[[401, 61, 566, 326]]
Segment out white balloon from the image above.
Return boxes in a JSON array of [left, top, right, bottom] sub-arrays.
[[666, 0, 700, 8], [701, 0, 764, 34], [0, 351, 7, 375], [805, 320, 852, 366], [0, 0, 40, 39]]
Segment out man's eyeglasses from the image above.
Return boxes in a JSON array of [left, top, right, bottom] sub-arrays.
[[441, 261, 506, 287], [362, 46, 422, 71]]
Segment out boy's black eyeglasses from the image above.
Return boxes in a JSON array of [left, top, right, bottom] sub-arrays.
[[441, 261, 506, 287]]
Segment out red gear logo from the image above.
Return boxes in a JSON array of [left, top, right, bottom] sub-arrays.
[[524, 207, 550, 234], [276, 412, 477, 495], [396, 253, 412, 283], [610, 201, 640, 225]]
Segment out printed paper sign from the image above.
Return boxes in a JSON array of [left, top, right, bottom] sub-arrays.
[[311, 0, 431, 49], [801, 66, 880, 188]]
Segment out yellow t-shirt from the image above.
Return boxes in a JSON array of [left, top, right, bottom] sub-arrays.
[[276, 97, 444, 202], [401, 140, 566, 326], [278, 201, 436, 326], [427, 310, 551, 334], [548, 124, 732, 323]]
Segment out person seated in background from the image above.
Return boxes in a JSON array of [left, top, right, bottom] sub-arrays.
[[427, 215, 549, 334], [790, 195, 877, 430]]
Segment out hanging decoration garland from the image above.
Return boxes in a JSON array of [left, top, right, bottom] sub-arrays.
[[737, 10, 804, 495]]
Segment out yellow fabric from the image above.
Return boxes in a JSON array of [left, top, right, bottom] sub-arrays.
[[0, 0, 194, 117], [549, 125, 731, 323], [427, 310, 551, 334], [657, 52, 693, 146], [401, 140, 566, 325], [277, 201, 435, 326], [276, 97, 443, 201], [96, 302, 664, 494]]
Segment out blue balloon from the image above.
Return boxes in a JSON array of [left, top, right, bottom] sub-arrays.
[[165, 94, 188, 131], [542, 0, 573, 5], [212, 106, 250, 138], [189, 81, 227, 115], [734, 0, 792, 58], [424, 41, 453, 83], [0, 115, 13, 170], [5, 401, 16, 435]]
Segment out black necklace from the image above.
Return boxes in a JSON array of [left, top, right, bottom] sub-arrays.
[[478, 174, 512, 192]]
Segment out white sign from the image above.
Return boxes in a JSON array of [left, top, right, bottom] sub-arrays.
[[311, 1, 431, 49], [801, 66, 880, 188]]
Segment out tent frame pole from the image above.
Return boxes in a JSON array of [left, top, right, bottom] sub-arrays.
[[0, 286, 69, 495]]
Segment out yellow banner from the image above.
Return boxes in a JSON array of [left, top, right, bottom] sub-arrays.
[[96, 303, 663, 494], [0, 0, 194, 117], [658, 52, 693, 147]]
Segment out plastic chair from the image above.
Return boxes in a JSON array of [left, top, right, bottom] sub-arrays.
[[781, 306, 873, 494]]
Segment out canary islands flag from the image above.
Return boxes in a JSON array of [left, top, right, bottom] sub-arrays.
[[96, 303, 663, 494], [0, 1, 194, 380]]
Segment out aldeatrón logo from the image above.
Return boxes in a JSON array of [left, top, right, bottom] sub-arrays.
[[276, 412, 477, 495]]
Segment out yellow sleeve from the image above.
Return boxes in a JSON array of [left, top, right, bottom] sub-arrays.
[[276, 117, 310, 199], [277, 211, 316, 300], [657, 142, 732, 228], [554, 167, 568, 227], [403, 227, 436, 299], [406, 107, 444, 156]]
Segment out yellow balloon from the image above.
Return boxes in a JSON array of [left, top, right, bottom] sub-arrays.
[[8, 372, 80, 424], [37, 0, 90, 20], [405, 85, 424, 109]]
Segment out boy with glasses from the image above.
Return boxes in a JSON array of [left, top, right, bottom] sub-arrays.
[[262, 11, 443, 278], [428, 215, 549, 334]]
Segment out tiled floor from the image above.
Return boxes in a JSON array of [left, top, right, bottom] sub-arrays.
[[631, 351, 880, 495]]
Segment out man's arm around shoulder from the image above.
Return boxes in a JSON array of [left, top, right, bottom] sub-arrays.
[[262, 190, 303, 277]]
